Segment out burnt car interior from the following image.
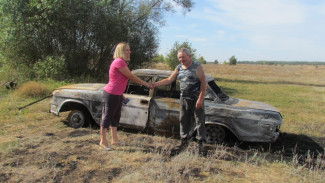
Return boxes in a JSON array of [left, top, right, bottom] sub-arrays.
[[124, 75, 229, 101], [124, 76, 153, 96], [155, 78, 180, 99], [124, 75, 181, 98]]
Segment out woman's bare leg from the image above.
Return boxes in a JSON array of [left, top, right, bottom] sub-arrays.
[[110, 126, 118, 144], [99, 126, 109, 147]]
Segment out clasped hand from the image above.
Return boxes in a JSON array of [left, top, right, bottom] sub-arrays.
[[145, 82, 157, 89]]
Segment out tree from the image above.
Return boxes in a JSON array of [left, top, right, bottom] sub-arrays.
[[197, 56, 207, 64], [214, 59, 219, 64], [229, 55, 237, 65], [164, 41, 197, 69], [152, 54, 165, 63], [0, 0, 194, 80]]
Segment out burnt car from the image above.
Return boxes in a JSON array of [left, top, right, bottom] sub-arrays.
[[50, 69, 282, 144]]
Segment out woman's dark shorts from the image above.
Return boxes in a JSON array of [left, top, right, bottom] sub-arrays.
[[101, 91, 123, 128]]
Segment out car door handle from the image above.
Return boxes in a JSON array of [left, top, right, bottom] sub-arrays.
[[140, 99, 149, 105]]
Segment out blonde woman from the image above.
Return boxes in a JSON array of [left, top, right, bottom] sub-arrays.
[[100, 42, 153, 150]]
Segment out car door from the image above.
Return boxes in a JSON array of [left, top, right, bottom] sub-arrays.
[[120, 76, 153, 130], [147, 79, 183, 135]]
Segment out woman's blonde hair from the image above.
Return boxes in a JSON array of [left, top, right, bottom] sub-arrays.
[[113, 42, 130, 61]]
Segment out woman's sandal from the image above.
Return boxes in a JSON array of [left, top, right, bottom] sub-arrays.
[[99, 145, 114, 151]]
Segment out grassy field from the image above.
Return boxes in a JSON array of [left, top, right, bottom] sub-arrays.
[[0, 64, 324, 182]]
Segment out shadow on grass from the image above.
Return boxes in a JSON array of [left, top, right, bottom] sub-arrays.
[[134, 129, 325, 168], [227, 132, 325, 168], [216, 78, 325, 87], [238, 132, 324, 156]]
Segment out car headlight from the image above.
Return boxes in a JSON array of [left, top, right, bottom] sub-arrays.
[[259, 123, 274, 131], [259, 119, 279, 132]]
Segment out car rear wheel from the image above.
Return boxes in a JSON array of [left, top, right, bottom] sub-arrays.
[[205, 125, 226, 144], [67, 110, 86, 128]]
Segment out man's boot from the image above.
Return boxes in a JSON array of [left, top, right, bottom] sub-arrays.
[[175, 138, 189, 151], [198, 140, 204, 155]]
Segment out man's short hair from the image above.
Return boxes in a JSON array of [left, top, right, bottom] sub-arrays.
[[178, 47, 191, 56]]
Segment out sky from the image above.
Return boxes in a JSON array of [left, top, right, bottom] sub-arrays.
[[158, 0, 325, 62]]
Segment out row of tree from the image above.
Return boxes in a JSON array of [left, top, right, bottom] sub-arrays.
[[239, 61, 325, 65], [153, 41, 238, 69], [0, 0, 194, 81]]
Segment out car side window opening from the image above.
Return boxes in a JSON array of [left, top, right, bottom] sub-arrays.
[[124, 76, 153, 96], [155, 77, 180, 99]]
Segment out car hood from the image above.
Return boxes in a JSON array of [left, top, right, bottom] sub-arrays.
[[56, 83, 105, 91], [232, 98, 279, 112], [207, 98, 279, 112], [52, 83, 105, 102]]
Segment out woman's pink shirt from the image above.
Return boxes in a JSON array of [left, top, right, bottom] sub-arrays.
[[104, 58, 128, 95]]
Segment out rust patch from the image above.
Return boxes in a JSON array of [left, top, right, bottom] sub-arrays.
[[57, 83, 105, 91], [158, 98, 179, 109], [156, 115, 180, 135], [231, 99, 278, 111]]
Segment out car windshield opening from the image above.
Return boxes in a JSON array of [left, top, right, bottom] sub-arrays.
[[208, 81, 229, 101]]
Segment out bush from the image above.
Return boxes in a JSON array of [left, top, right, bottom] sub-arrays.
[[14, 81, 51, 98]]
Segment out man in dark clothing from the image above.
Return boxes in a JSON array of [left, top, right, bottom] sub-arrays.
[[153, 48, 206, 154]]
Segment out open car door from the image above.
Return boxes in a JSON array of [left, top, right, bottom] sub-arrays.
[[120, 76, 153, 130]]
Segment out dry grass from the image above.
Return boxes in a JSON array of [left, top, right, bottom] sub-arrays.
[[203, 64, 325, 86], [150, 62, 325, 86], [1, 63, 325, 182], [14, 81, 51, 98], [1, 116, 324, 182]]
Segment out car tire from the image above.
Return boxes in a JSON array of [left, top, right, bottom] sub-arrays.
[[67, 110, 86, 129], [205, 125, 226, 144]]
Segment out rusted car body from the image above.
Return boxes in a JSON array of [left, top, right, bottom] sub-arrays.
[[50, 69, 282, 143]]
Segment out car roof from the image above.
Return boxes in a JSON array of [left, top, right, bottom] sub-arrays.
[[132, 69, 173, 77], [132, 69, 214, 82]]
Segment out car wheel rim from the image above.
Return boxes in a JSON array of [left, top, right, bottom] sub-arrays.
[[70, 112, 84, 126], [206, 125, 225, 144]]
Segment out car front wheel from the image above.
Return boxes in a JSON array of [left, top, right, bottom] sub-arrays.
[[205, 125, 226, 144], [67, 110, 86, 128]]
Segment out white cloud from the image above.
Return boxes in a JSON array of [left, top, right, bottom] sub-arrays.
[[209, 0, 305, 25], [159, 0, 325, 61]]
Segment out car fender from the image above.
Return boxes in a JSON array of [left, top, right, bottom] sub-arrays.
[[57, 99, 90, 115], [205, 121, 239, 139]]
